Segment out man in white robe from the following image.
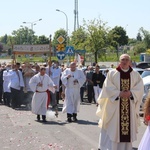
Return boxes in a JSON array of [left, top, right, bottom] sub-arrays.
[[29, 67, 56, 122], [96, 54, 144, 150], [61, 62, 86, 122]]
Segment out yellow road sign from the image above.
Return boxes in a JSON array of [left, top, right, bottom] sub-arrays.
[[56, 44, 65, 51], [57, 36, 65, 44]]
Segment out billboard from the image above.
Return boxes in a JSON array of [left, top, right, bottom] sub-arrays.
[[13, 44, 50, 54]]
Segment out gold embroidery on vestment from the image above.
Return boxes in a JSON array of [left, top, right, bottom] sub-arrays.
[[121, 79, 130, 135]]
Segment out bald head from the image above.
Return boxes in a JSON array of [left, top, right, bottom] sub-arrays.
[[70, 62, 76, 71], [119, 54, 131, 69], [119, 54, 131, 61]]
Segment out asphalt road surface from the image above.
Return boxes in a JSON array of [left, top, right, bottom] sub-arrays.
[[0, 98, 146, 150]]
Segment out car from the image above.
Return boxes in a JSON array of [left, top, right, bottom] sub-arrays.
[[141, 70, 150, 78], [141, 76, 150, 109], [133, 68, 145, 75], [136, 62, 150, 69], [100, 68, 113, 76]]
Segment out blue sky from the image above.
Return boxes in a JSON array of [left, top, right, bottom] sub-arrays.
[[0, 0, 150, 39]]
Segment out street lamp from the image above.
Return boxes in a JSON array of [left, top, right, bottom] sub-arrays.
[[23, 18, 42, 44], [56, 9, 68, 45], [23, 18, 42, 31]]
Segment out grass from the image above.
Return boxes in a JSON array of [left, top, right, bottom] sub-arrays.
[[0, 52, 142, 64]]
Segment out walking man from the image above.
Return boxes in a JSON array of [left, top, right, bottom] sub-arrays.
[[29, 66, 56, 122], [96, 54, 144, 150], [86, 66, 95, 103], [61, 62, 86, 122], [9, 63, 24, 109]]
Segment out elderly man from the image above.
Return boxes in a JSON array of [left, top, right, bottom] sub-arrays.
[[96, 54, 144, 150], [61, 62, 86, 122], [29, 66, 56, 122]]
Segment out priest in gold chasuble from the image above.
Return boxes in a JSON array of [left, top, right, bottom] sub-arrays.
[[96, 54, 144, 150], [116, 65, 132, 142]]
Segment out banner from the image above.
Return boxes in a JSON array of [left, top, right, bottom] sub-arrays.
[[13, 44, 49, 54]]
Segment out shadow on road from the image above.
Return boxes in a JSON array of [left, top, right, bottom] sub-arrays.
[[76, 119, 98, 126], [36, 120, 67, 126]]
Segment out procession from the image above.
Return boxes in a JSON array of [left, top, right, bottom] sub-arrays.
[[1, 0, 150, 149], [0, 54, 149, 150]]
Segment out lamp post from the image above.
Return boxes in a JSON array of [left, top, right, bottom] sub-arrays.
[[49, 34, 52, 62], [23, 18, 42, 44], [56, 9, 68, 45]]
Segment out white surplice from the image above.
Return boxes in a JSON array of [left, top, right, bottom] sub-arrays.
[[29, 73, 55, 115], [96, 69, 144, 150], [61, 68, 86, 114]]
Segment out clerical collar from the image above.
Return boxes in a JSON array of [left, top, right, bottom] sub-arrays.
[[121, 67, 129, 72], [116, 65, 133, 73]]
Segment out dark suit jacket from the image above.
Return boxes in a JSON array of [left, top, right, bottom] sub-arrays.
[[92, 72, 105, 88]]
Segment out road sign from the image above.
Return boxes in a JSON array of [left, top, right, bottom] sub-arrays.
[[75, 49, 86, 54], [57, 36, 65, 44], [56, 44, 65, 51], [65, 46, 74, 55], [56, 51, 66, 60]]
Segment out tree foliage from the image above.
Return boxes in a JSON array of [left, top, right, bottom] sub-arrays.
[[136, 32, 142, 41], [109, 26, 128, 48], [140, 27, 150, 49], [133, 42, 146, 54], [35, 35, 49, 44], [70, 27, 88, 50], [0, 34, 8, 44], [0, 43, 3, 52], [52, 29, 67, 47], [83, 18, 109, 63]]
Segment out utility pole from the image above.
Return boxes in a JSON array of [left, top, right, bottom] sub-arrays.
[[74, 0, 79, 31]]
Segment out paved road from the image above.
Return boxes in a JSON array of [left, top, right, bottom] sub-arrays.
[[0, 98, 146, 150]]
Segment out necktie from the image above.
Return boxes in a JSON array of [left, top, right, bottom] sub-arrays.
[[16, 70, 20, 83]]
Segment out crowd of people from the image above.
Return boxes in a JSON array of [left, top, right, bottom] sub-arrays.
[[0, 54, 149, 150], [0, 60, 105, 121]]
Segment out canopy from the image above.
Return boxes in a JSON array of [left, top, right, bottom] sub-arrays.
[[13, 44, 50, 54]]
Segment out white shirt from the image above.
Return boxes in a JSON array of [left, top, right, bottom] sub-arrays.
[[3, 69, 11, 92], [9, 70, 25, 90]]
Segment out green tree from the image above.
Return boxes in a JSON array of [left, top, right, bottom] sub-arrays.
[[140, 27, 150, 49], [108, 26, 128, 59], [70, 27, 88, 50], [0, 43, 3, 52], [137, 32, 142, 41], [0, 34, 8, 44], [83, 18, 108, 63], [110, 26, 128, 46], [133, 42, 146, 54], [35, 35, 49, 44], [12, 27, 35, 44]]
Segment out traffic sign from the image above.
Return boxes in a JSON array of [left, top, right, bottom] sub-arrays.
[[57, 36, 65, 44], [75, 49, 86, 54], [56, 44, 65, 51], [65, 46, 74, 55], [56, 51, 66, 60]]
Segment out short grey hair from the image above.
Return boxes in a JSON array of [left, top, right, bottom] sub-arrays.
[[119, 54, 131, 61]]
